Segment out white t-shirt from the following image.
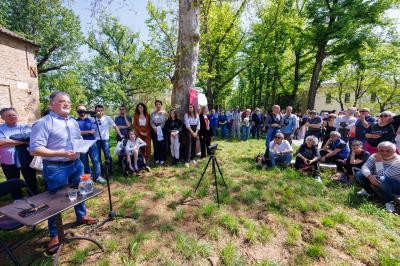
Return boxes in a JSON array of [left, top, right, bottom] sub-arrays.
[[95, 116, 116, 140], [125, 138, 146, 155], [269, 140, 293, 153]]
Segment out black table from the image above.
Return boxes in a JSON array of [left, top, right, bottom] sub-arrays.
[[0, 187, 104, 266]]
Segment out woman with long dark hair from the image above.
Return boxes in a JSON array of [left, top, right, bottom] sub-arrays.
[[134, 103, 151, 163], [184, 104, 200, 167], [165, 109, 183, 165], [199, 106, 211, 158]]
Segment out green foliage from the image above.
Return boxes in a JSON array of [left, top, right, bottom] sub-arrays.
[[85, 13, 171, 108], [219, 213, 240, 235], [175, 232, 209, 260], [220, 242, 246, 266]]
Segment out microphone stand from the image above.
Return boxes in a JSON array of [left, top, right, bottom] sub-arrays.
[[91, 115, 134, 230]]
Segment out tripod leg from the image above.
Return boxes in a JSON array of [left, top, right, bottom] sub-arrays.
[[214, 157, 228, 189], [212, 158, 220, 207], [194, 157, 212, 193]]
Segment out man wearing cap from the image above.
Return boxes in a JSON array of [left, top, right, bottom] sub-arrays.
[[30, 91, 98, 251], [268, 133, 293, 167], [354, 108, 376, 144], [304, 110, 322, 141]]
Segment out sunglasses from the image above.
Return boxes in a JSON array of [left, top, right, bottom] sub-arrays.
[[380, 115, 389, 118], [359, 110, 368, 113]]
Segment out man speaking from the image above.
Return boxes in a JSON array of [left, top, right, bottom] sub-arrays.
[[30, 91, 98, 251]]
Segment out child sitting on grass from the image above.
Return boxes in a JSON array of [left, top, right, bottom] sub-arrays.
[[125, 130, 147, 172]]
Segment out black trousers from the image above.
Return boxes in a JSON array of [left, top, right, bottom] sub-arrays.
[[152, 130, 167, 162], [319, 150, 339, 163], [1, 164, 38, 199], [294, 156, 320, 177], [336, 160, 362, 176], [200, 130, 211, 158], [186, 126, 198, 162]]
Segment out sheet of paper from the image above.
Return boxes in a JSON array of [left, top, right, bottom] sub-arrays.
[[72, 140, 97, 153]]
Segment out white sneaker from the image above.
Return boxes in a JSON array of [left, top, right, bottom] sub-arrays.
[[315, 176, 322, 183], [191, 160, 197, 165], [155, 160, 160, 164], [357, 189, 372, 197], [185, 163, 190, 168], [95, 176, 107, 184], [160, 161, 165, 165], [385, 202, 396, 213]]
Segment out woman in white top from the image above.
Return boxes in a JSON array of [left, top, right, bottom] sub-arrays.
[[241, 109, 251, 141], [184, 104, 200, 167], [125, 130, 147, 172]]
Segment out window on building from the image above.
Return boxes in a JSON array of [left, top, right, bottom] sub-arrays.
[[326, 93, 332, 104], [370, 92, 377, 103], [344, 93, 350, 103]]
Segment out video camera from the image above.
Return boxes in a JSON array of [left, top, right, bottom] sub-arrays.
[[208, 144, 219, 155], [77, 110, 97, 116]]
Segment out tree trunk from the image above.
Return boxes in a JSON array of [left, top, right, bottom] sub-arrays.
[[172, 0, 201, 118], [288, 50, 301, 104], [307, 42, 326, 109]]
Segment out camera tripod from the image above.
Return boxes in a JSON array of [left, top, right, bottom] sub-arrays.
[[194, 148, 228, 206]]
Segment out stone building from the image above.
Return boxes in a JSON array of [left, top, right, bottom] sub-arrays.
[[0, 27, 40, 123]]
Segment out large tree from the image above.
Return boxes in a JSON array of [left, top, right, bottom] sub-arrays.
[[304, 0, 396, 109], [171, 0, 201, 118]]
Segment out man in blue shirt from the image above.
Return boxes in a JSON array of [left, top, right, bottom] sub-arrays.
[[281, 106, 298, 144], [76, 105, 106, 184], [0, 108, 37, 198], [30, 92, 98, 251], [320, 131, 350, 163], [114, 105, 132, 141], [354, 108, 376, 144]]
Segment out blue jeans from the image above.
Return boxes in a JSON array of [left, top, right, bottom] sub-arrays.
[[241, 126, 250, 141], [380, 176, 400, 203], [96, 140, 112, 172], [43, 160, 86, 238], [266, 128, 280, 151], [355, 172, 376, 195], [220, 124, 228, 138], [80, 143, 101, 179], [252, 124, 262, 139], [211, 125, 218, 138], [269, 151, 292, 167]]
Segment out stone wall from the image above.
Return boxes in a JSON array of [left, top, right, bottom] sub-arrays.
[[0, 33, 40, 124]]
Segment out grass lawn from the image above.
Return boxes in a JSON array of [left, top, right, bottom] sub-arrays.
[[0, 138, 400, 265]]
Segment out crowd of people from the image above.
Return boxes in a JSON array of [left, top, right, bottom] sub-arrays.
[[1, 91, 400, 250]]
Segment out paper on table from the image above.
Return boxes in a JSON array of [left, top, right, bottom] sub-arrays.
[[72, 140, 97, 153]]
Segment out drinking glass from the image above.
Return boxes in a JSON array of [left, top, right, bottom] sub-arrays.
[[68, 190, 78, 201]]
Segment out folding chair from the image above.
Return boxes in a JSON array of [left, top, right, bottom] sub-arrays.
[[0, 179, 33, 266]]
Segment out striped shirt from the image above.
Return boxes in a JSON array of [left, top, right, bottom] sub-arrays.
[[361, 154, 400, 181]]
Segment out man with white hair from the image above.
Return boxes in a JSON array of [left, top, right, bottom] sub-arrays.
[[320, 131, 350, 163], [355, 141, 400, 213]]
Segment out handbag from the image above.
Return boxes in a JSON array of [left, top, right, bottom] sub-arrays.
[[29, 156, 43, 171]]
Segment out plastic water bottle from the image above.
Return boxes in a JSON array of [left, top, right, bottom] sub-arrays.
[[78, 174, 93, 195]]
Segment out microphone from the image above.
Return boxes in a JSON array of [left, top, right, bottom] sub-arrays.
[[77, 110, 97, 116]]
